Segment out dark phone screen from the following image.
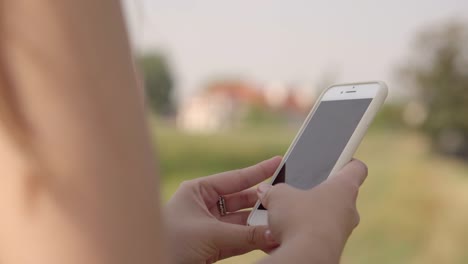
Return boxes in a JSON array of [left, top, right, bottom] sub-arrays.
[[258, 98, 371, 210]]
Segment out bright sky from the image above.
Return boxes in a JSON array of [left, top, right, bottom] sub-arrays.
[[123, 0, 467, 102]]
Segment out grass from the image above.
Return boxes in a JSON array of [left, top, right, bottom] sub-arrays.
[[153, 121, 468, 264]]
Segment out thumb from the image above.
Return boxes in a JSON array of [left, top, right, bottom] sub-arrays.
[[331, 159, 368, 187], [256, 183, 273, 209], [256, 183, 292, 209], [212, 223, 278, 250]]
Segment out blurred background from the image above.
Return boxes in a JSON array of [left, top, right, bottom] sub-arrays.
[[123, 1, 468, 263]]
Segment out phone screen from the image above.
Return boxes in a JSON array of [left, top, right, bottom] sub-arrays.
[[258, 98, 372, 210]]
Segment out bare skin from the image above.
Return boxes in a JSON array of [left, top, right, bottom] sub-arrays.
[[0, 1, 163, 263], [165, 157, 282, 264], [257, 160, 368, 264], [0, 1, 368, 264], [165, 158, 367, 264]]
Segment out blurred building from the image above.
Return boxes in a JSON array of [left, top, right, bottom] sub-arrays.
[[177, 80, 316, 133]]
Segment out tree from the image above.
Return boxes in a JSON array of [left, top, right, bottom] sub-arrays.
[[400, 21, 468, 159], [137, 53, 174, 115]]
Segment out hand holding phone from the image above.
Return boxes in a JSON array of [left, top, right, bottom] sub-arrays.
[[255, 160, 369, 264], [248, 81, 388, 226]]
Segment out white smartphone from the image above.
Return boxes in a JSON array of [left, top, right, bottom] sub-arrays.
[[247, 81, 388, 226]]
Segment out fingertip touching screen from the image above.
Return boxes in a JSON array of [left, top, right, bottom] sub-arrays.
[[259, 98, 372, 210]]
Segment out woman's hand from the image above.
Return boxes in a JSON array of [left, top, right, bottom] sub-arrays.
[[165, 157, 282, 264], [257, 160, 368, 264]]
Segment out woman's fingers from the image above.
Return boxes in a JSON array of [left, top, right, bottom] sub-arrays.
[[218, 243, 278, 261], [224, 188, 258, 213], [256, 183, 294, 209], [201, 156, 282, 195], [220, 210, 251, 224], [212, 223, 278, 252], [330, 159, 368, 187]]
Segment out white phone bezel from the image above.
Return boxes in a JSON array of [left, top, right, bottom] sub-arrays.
[[247, 81, 388, 226]]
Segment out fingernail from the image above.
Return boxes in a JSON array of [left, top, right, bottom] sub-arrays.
[[257, 183, 271, 199], [264, 229, 277, 245], [269, 156, 282, 163]]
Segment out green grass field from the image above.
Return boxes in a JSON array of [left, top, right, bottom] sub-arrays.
[[154, 122, 468, 264]]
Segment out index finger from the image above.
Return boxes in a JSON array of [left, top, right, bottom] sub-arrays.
[[202, 156, 282, 195], [332, 159, 368, 187]]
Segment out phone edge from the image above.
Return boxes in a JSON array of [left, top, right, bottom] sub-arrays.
[[247, 81, 388, 226]]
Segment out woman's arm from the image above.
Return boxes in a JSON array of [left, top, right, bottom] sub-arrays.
[[0, 1, 164, 263]]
